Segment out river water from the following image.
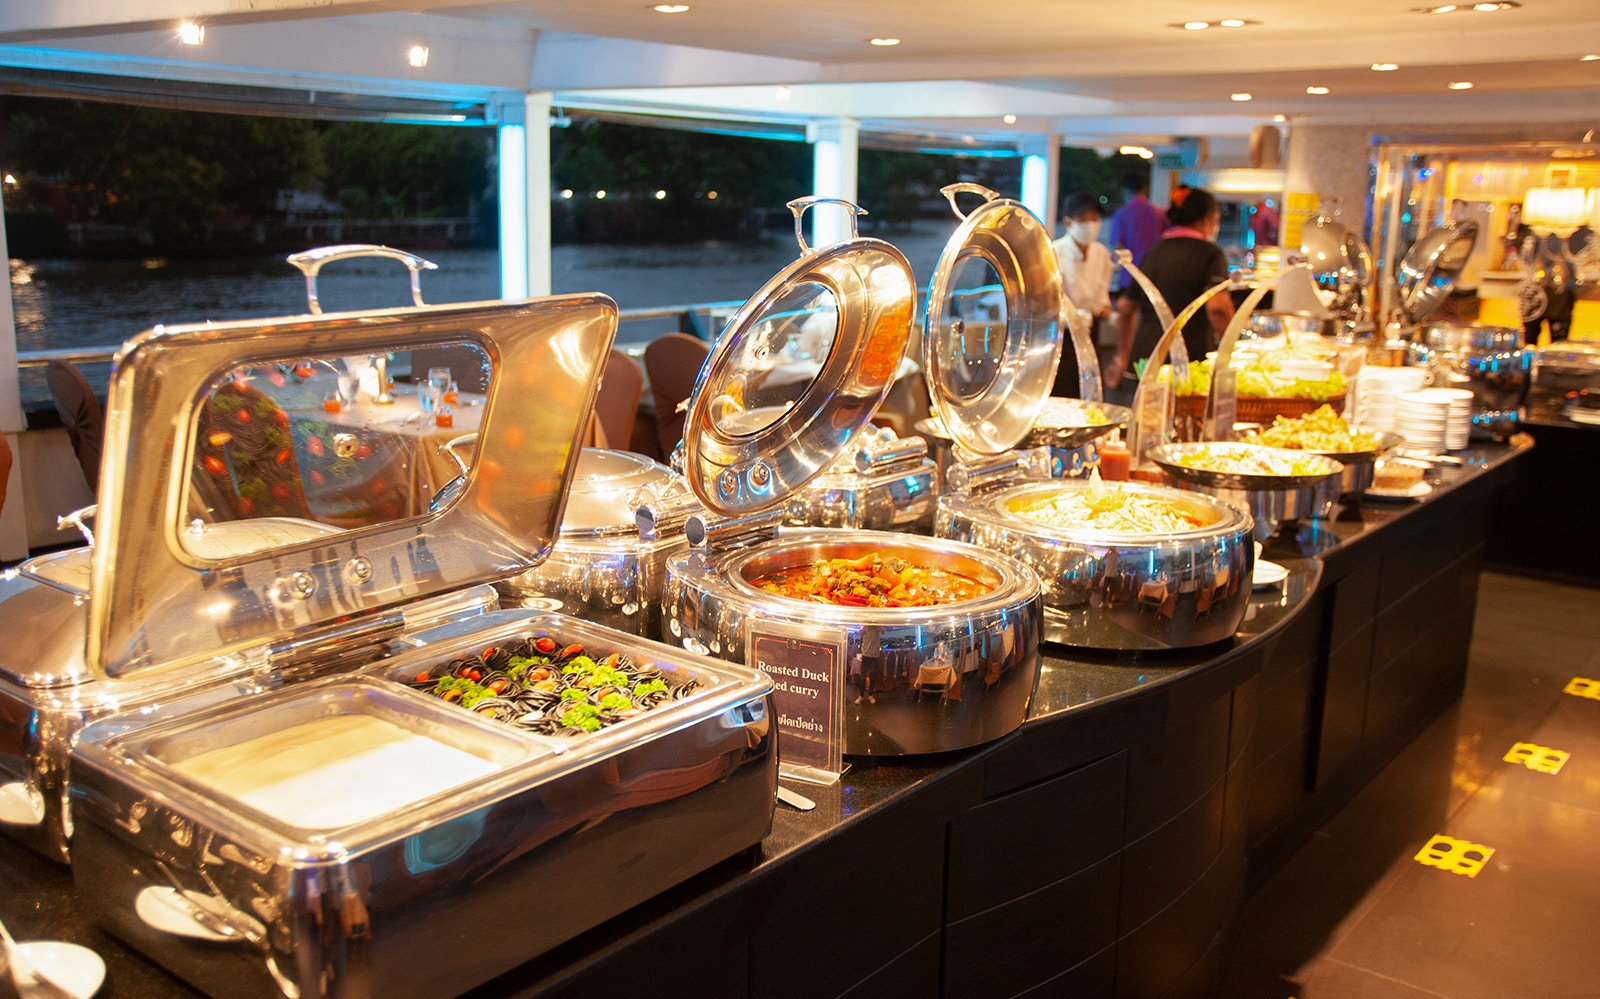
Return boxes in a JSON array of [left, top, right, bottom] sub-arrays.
[[8, 221, 958, 407]]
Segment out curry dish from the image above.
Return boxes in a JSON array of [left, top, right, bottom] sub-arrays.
[[749, 552, 992, 607]]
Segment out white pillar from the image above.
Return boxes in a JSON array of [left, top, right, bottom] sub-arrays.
[[807, 117, 859, 248], [1018, 134, 1061, 232], [523, 91, 553, 297], [496, 92, 552, 300]]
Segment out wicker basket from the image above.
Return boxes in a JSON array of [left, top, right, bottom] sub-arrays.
[[1174, 393, 1345, 426]]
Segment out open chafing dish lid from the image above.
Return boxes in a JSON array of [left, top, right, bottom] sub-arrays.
[[923, 183, 1065, 456], [1396, 220, 1480, 325], [681, 197, 916, 517], [85, 294, 617, 684]]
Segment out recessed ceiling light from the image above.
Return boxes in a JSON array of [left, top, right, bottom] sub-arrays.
[[1472, 2, 1518, 9], [868, 37, 901, 46], [1120, 145, 1155, 159], [1002, 114, 1018, 124], [1273, 114, 1288, 123], [651, 4, 690, 12], [1231, 92, 1253, 102], [1306, 85, 1330, 95], [1219, 18, 1248, 27], [1448, 80, 1474, 89], [1371, 62, 1400, 71], [177, 20, 204, 45], [1583, 54, 1600, 61], [774, 85, 791, 101], [407, 45, 429, 68], [1184, 20, 1210, 29]]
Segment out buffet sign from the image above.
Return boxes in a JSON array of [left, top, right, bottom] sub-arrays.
[[747, 619, 846, 784]]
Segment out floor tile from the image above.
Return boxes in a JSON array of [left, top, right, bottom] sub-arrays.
[[1229, 571, 1600, 999], [1320, 787, 1600, 999]]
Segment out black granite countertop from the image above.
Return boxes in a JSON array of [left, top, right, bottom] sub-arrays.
[[0, 438, 1528, 999]]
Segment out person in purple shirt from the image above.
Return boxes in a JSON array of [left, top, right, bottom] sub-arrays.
[[1108, 173, 1168, 281]]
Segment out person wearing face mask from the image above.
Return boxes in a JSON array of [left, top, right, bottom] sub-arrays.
[[1108, 186, 1233, 402], [1051, 193, 1114, 396]]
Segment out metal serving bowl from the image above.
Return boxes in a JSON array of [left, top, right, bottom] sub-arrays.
[[661, 531, 1042, 755], [1148, 441, 1344, 540], [937, 480, 1254, 650]]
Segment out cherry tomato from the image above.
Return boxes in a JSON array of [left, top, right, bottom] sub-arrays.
[[355, 444, 372, 460], [534, 637, 557, 653], [203, 455, 227, 477], [237, 496, 256, 516], [268, 370, 287, 387], [560, 644, 584, 658], [275, 448, 292, 465], [275, 410, 289, 428], [235, 408, 251, 423], [415, 671, 431, 683], [270, 483, 292, 501], [309, 470, 326, 486], [231, 376, 250, 393], [306, 436, 325, 457], [467, 668, 482, 682]]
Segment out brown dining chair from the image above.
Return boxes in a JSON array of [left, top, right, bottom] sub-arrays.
[[45, 359, 105, 494], [588, 349, 644, 452], [643, 332, 710, 460]]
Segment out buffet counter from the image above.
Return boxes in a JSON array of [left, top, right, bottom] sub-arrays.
[[1489, 416, 1599, 584], [0, 439, 1527, 999]]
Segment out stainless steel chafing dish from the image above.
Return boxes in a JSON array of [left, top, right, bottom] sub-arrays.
[[921, 186, 1248, 650], [496, 447, 691, 637], [1149, 441, 1345, 542], [938, 480, 1254, 650], [0, 521, 492, 863], [58, 294, 774, 999], [660, 197, 1043, 757], [1410, 321, 1530, 439]]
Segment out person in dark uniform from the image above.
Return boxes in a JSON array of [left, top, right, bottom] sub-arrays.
[[1107, 187, 1234, 403]]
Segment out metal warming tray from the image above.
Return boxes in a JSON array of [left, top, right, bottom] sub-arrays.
[[661, 197, 1043, 757], [937, 480, 1254, 650], [496, 447, 692, 638], [0, 512, 494, 864], [918, 186, 1240, 651], [60, 295, 775, 999], [1149, 441, 1345, 542]]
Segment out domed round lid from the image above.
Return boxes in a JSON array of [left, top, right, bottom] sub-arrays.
[[682, 197, 916, 517], [1397, 221, 1479, 325], [560, 448, 677, 536], [923, 183, 1064, 456]]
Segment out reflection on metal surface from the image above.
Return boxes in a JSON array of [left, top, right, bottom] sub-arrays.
[[1502, 742, 1570, 775], [1414, 834, 1495, 877]]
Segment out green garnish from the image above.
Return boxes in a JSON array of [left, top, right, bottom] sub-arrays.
[[559, 703, 603, 732], [633, 679, 668, 698]]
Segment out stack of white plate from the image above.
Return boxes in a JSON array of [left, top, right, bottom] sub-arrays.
[[1395, 387, 1473, 452], [1351, 366, 1428, 434]]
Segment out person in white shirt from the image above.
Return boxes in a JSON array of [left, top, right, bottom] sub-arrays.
[[1051, 192, 1114, 396]]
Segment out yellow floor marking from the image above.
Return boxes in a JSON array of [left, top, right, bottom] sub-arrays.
[[1415, 835, 1495, 877], [1503, 742, 1570, 774], [1564, 677, 1600, 700]]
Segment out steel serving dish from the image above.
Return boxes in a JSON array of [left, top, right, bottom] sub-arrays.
[[1530, 341, 1600, 421], [1410, 321, 1530, 439], [658, 196, 1044, 757], [937, 480, 1253, 650], [1149, 441, 1344, 541], [664, 532, 1041, 755], [0, 518, 492, 863], [496, 447, 691, 638], [783, 425, 939, 531], [58, 293, 775, 999]]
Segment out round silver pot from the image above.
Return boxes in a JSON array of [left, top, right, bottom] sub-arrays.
[[1412, 322, 1530, 439], [661, 531, 1042, 755], [936, 481, 1254, 650]]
